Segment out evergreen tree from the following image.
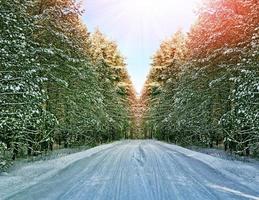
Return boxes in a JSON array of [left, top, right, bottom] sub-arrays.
[[0, 0, 136, 170], [141, 0, 258, 156]]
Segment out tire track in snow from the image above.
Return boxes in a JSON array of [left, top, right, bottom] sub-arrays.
[[155, 141, 259, 199], [6, 142, 125, 200]]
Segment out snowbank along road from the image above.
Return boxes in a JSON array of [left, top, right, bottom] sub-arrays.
[[0, 140, 259, 200]]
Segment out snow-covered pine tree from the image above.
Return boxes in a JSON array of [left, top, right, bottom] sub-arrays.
[[141, 0, 258, 156], [88, 30, 136, 139], [0, 0, 55, 168], [0, 0, 136, 171]]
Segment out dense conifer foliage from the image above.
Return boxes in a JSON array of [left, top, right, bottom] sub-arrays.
[[141, 0, 259, 156], [0, 0, 136, 170]]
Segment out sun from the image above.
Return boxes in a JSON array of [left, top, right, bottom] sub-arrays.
[[130, 0, 158, 12], [121, 0, 201, 18], [114, 0, 201, 37]]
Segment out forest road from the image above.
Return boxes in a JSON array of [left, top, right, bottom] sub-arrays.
[[1, 140, 259, 200]]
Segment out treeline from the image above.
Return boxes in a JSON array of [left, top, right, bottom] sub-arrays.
[[0, 0, 136, 170], [141, 0, 259, 156]]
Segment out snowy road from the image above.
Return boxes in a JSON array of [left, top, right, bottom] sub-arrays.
[[0, 140, 259, 200]]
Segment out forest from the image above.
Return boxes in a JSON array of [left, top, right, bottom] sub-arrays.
[[0, 0, 258, 172], [0, 0, 137, 170], [140, 0, 258, 156]]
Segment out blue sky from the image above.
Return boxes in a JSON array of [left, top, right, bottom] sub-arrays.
[[82, 0, 199, 93]]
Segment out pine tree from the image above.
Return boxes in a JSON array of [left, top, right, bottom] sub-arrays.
[[141, 0, 259, 155], [0, 0, 55, 166]]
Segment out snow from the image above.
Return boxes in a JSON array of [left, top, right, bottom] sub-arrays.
[[0, 140, 258, 200], [189, 146, 258, 163]]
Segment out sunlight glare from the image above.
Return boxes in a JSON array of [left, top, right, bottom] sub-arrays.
[[82, 0, 202, 93], [122, 0, 200, 20]]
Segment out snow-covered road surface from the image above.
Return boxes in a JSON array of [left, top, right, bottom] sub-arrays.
[[0, 140, 259, 200]]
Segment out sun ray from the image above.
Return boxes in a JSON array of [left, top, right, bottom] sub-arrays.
[[82, 0, 201, 93]]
